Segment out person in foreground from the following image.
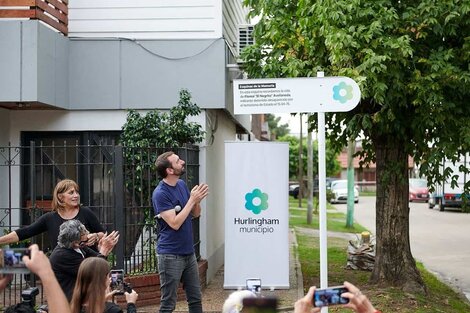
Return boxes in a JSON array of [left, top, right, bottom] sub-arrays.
[[152, 151, 209, 313], [221, 290, 257, 313], [70, 257, 138, 313], [50, 220, 119, 300], [0, 179, 105, 250], [294, 281, 380, 313], [21, 244, 72, 313]]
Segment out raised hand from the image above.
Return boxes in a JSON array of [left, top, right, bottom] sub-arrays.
[[341, 281, 377, 313], [294, 286, 321, 313], [190, 183, 209, 203], [98, 231, 120, 256]]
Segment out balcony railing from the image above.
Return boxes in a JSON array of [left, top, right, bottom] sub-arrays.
[[0, 0, 68, 35]]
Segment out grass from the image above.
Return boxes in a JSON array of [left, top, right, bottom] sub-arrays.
[[290, 196, 470, 312], [360, 191, 376, 197], [289, 197, 368, 233]]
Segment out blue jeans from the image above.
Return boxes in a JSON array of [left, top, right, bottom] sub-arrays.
[[157, 253, 202, 313]]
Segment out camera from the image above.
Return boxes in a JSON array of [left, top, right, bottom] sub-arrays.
[[110, 269, 132, 295], [246, 278, 261, 294], [21, 287, 39, 306], [0, 248, 31, 274], [313, 285, 349, 307]]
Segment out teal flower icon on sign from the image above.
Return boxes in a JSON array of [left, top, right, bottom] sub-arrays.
[[333, 82, 353, 104], [245, 188, 268, 215]]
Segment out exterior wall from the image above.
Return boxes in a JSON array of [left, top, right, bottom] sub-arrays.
[[0, 22, 21, 101], [222, 0, 250, 55], [7, 110, 130, 145], [69, 37, 227, 110], [0, 108, 11, 228], [0, 21, 69, 107], [0, 0, 253, 284], [0, 21, 229, 111], [200, 109, 238, 280], [68, 0, 223, 39]]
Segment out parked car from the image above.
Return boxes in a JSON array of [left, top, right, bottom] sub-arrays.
[[329, 180, 359, 204], [289, 184, 300, 198], [409, 178, 429, 202], [428, 154, 469, 211], [289, 177, 338, 199]]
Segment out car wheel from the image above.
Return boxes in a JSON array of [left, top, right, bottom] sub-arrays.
[[354, 199, 359, 204]]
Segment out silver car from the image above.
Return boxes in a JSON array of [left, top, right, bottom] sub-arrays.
[[329, 180, 359, 204]]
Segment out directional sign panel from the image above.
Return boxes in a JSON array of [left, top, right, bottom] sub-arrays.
[[233, 77, 361, 114]]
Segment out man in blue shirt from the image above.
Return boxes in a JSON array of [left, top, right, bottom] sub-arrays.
[[152, 151, 209, 313]]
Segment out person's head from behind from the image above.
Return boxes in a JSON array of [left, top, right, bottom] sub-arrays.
[[222, 290, 257, 313], [57, 219, 89, 249], [155, 151, 186, 179], [71, 257, 110, 313], [4, 303, 36, 313], [52, 179, 80, 211]]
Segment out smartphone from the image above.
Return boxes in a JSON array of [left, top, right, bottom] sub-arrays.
[[246, 278, 262, 293], [0, 248, 30, 274], [243, 296, 277, 313], [110, 269, 125, 295], [313, 285, 349, 307]]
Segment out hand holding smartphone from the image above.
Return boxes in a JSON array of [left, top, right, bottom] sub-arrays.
[[0, 248, 31, 274], [110, 269, 126, 295], [313, 285, 349, 307]]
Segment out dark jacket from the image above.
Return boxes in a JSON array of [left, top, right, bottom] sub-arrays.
[[49, 245, 105, 301]]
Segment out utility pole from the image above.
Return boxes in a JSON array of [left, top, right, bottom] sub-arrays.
[[307, 114, 313, 224], [298, 114, 303, 208], [346, 138, 355, 228]]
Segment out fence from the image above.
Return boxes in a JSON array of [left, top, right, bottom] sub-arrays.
[[0, 142, 199, 309], [0, 0, 68, 35]]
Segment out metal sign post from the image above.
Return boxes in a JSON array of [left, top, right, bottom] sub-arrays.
[[233, 74, 361, 312]]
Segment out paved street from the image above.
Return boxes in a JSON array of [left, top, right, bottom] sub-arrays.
[[333, 196, 470, 300]]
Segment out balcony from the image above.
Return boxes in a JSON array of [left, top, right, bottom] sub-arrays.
[[0, 0, 68, 35]]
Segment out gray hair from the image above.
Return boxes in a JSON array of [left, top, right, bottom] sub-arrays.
[[57, 220, 88, 248]]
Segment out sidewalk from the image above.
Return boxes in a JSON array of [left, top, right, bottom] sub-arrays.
[[139, 228, 304, 312]]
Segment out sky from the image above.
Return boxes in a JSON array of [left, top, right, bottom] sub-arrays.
[[276, 113, 309, 136]]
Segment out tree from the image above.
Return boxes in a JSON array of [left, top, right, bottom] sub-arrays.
[[265, 114, 290, 139], [120, 88, 205, 218], [278, 134, 340, 180], [242, 0, 470, 293], [120, 89, 205, 255]]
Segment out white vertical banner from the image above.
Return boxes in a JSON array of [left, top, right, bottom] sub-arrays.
[[224, 141, 289, 289]]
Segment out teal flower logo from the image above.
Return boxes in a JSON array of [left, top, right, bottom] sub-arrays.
[[245, 188, 268, 215], [333, 82, 353, 104]]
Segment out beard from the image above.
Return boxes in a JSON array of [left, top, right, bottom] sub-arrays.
[[172, 166, 186, 176]]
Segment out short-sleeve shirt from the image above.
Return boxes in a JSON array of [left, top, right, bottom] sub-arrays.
[[15, 206, 105, 250], [152, 180, 194, 255]]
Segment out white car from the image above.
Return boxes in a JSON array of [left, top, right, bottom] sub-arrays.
[[329, 180, 359, 204]]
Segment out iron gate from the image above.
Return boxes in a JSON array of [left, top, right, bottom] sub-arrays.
[[0, 142, 200, 308]]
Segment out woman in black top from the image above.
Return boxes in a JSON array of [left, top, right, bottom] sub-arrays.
[[71, 257, 138, 313], [0, 179, 105, 249]]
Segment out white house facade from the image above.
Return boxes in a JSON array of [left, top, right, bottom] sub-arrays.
[[0, 0, 253, 283]]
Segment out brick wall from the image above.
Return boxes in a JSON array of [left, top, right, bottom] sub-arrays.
[[114, 260, 208, 308]]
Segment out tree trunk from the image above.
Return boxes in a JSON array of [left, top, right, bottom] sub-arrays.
[[370, 136, 426, 294]]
